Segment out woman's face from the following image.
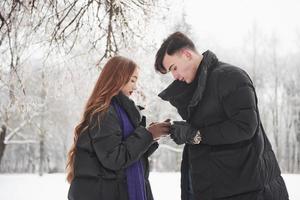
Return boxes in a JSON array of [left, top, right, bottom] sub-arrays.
[[121, 67, 139, 96]]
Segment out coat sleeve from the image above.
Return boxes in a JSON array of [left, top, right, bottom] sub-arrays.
[[144, 142, 159, 157], [89, 106, 154, 171], [139, 114, 159, 157], [200, 68, 259, 145]]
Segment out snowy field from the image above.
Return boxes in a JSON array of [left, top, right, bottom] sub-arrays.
[[0, 173, 299, 200]]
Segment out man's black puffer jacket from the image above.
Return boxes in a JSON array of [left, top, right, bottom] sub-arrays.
[[159, 50, 289, 200]]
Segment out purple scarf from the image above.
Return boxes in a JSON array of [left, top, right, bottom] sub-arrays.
[[112, 101, 147, 200]]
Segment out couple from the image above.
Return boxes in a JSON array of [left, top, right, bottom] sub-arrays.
[[66, 32, 289, 200]]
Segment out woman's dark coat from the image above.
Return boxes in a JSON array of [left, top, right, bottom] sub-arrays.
[[68, 93, 158, 200], [159, 50, 289, 200]]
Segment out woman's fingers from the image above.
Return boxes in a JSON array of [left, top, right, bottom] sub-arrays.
[[160, 122, 171, 127], [149, 122, 158, 126], [159, 125, 171, 134], [164, 119, 171, 123]]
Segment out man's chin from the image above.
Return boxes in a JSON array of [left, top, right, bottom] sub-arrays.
[[186, 76, 197, 84], [185, 79, 191, 84]]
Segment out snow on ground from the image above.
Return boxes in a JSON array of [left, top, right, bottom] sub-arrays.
[[0, 173, 299, 200]]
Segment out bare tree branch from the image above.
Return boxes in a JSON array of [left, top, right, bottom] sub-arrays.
[[5, 140, 39, 144], [1, 0, 156, 58], [4, 112, 40, 142]]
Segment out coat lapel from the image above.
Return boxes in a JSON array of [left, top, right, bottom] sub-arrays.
[[113, 92, 141, 127], [158, 50, 219, 120]]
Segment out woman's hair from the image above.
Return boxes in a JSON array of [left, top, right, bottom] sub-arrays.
[[154, 31, 196, 74], [66, 56, 137, 183]]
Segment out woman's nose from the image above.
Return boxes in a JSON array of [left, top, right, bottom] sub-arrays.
[[133, 84, 137, 90]]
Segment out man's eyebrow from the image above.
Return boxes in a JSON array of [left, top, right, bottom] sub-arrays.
[[168, 64, 174, 72], [132, 76, 138, 79]]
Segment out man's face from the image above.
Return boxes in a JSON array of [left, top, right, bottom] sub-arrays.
[[162, 49, 197, 84]]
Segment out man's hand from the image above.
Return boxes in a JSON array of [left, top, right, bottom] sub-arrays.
[[170, 121, 202, 145]]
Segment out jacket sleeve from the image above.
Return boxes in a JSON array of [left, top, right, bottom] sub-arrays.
[[144, 142, 159, 157], [139, 114, 159, 157], [200, 68, 259, 145], [89, 106, 154, 171]]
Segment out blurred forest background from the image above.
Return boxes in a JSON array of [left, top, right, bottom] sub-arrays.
[[1, 0, 300, 175]]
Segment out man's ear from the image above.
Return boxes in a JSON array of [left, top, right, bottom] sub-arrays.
[[181, 48, 192, 60]]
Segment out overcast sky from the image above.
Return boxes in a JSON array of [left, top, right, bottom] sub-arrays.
[[184, 0, 300, 54]]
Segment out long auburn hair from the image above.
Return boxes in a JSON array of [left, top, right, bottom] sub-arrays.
[[66, 56, 137, 183]]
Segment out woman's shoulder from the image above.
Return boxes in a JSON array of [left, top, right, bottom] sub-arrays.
[[100, 104, 120, 125], [89, 105, 119, 129], [87, 105, 122, 138], [107, 104, 117, 115]]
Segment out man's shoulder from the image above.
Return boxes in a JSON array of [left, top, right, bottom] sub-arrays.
[[213, 62, 246, 76], [211, 62, 254, 95], [212, 62, 250, 80]]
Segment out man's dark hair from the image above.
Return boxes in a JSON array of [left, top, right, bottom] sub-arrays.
[[154, 32, 196, 74]]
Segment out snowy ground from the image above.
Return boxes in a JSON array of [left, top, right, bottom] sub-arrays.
[[0, 173, 299, 200]]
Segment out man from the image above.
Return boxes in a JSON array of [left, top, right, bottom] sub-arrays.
[[155, 32, 289, 200]]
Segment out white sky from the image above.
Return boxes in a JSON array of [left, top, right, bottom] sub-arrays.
[[184, 0, 300, 53]]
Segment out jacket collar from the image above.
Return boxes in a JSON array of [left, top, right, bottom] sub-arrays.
[[112, 92, 141, 127], [158, 50, 219, 120]]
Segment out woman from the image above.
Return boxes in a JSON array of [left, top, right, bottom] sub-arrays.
[[66, 56, 170, 200]]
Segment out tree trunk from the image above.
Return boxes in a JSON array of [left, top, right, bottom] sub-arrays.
[[39, 71, 47, 176], [0, 125, 7, 165], [39, 133, 45, 176]]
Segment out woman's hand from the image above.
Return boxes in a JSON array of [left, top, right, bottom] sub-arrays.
[[147, 121, 171, 140]]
